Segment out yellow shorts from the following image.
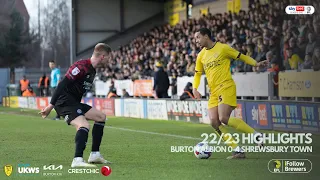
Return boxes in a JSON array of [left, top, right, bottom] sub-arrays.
[[208, 84, 237, 109]]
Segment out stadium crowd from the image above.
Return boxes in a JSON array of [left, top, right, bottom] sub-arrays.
[[97, 0, 320, 83]]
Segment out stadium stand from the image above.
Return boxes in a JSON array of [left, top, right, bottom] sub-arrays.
[[97, 0, 320, 82]]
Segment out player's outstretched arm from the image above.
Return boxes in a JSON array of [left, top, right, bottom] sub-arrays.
[[224, 44, 268, 67]]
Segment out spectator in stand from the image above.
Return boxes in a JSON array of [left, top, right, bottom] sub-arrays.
[[269, 36, 282, 68], [121, 89, 130, 98], [257, 51, 273, 72], [170, 71, 177, 98], [19, 75, 30, 96], [107, 88, 118, 98], [243, 44, 256, 72], [299, 54, 313, 70], [153, 61, 169, 99], [185, 56, 195, 76], [268, 59, 279, 98], [297, 35, 307, 56], [289, 37, 303, 59], [313, 47, 320, 71], [22, 87, 36, 97], [180, 82, 194, 100], [92, 0, 320, 81], [286, 48, 303, 70], [255, 44, 267, 62], [108, 81, 115, 95], [305, 32, 316, 56], [38, 73, 49, 97]]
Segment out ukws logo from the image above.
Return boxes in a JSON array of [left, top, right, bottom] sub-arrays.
[[18, 164, 40, 175], [286, 6, 315, 14], [4, 165, 13, 177]]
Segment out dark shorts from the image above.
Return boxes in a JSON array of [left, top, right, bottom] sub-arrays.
[[54, 103, 92, 125]]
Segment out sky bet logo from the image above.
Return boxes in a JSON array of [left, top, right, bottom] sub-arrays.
[[286, 6, 315, 14], [18, 164, 40, 174]]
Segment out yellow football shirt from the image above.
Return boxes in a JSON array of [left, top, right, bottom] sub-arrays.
[[194, 42, 241, 91]]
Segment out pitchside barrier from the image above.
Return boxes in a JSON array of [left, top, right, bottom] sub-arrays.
[[95, 72, 275, 100], [2, 96, 320, 133]]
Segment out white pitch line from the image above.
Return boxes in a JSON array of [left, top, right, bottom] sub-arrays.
[[106, 126, 202, 140]]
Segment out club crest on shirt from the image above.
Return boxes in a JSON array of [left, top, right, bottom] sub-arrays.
[[72, 67, 80, 75]]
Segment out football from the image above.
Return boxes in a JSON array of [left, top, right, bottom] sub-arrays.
[[194, 142, 212, 159]]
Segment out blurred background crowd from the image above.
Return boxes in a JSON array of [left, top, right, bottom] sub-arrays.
[[97, 0, 320, 83]]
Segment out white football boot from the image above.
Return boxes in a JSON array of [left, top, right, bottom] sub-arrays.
[[71, 157, 97, 168], [88, 152, 112, 164]]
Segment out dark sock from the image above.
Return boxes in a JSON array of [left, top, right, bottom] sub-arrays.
[[74, 127, 89, 158], [92, 122, 105, 152]]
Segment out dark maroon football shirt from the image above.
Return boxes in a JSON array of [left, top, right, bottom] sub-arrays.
[[54, 59, 96, 106]]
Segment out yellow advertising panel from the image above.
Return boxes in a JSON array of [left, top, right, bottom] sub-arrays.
[[5, 97, 9, 107], [169, 13, 180, 26], [9, 96, 19, 108], [234, 0, 241, 14], [2, 97, 6, 107], [279, 71, 320, 97], [200, 8, 208, 16], [165, 0, 186, 15], [227, 0, 234, 13]]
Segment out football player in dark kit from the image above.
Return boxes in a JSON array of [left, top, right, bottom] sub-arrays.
[[39, 43, 112, 167]]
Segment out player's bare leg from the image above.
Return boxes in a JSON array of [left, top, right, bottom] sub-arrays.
[[208, 107, 243, 159], [218, 104, 263, 159], [70, 116, 96, 167], [85, 108, 111, 164]]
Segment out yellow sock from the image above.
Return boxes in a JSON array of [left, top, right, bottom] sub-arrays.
[[216, 125, 238, 149], [228, 117, 255, 134]]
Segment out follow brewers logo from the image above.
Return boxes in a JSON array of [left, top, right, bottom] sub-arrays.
[[4, 165, 13, 177], [268, 159, 312, 173]]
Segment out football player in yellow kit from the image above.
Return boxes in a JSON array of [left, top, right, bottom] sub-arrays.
[[193, 28, 268, 159]]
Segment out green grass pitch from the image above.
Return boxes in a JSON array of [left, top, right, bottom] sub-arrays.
[[0, 106, 319, 180]]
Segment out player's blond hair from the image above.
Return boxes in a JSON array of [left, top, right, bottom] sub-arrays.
[[93, 43, 111, 57]]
